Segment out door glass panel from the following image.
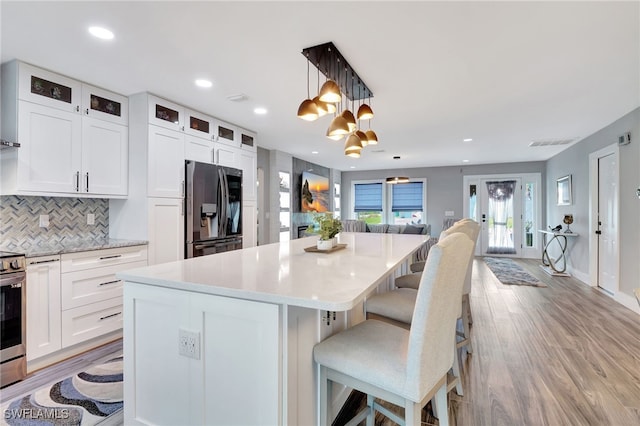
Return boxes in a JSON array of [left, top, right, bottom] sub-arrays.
[[90, 94, 121, 117], [189, 116, 209, 134], [155, 104, 179, 124], [31, 76, 72, 103], [485, 180, 516, 254], [524, 182, 534, 247], [469, 184, 477, 220]]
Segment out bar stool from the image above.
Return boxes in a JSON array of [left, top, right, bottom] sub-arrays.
[[313, 233, 474, 426]]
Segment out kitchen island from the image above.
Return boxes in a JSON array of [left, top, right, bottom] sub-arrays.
[[118, 232, 427, 425]]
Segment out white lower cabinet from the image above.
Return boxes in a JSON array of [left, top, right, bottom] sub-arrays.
[[26, 255, 62, 361], [26, 246, 147, 366], [124, 283, 279, 425], [148, 197, 184, 265]]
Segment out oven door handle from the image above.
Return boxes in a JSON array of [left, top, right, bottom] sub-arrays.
[[0, 273, 26, 288]]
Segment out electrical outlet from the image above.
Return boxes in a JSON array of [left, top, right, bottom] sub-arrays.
[[87, 213, 95, 225], [178, 329, 200, 360], [39, 214, 49, 228]]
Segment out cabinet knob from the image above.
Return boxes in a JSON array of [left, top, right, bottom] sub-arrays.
[[76, 105, 80, 112], [85, 108, 89, 115]]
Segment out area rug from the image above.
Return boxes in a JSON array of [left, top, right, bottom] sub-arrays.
[[483, 257, 547, 287], [1, 356, 123, 426]]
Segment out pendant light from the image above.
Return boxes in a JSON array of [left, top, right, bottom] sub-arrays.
[[355, 130, 369, 147], [312, 66, 330, 117], [297, 56, 319, 121], [344, 133, 363, 158], [365, 129, 378, 145], [340, 69, 357, 132], [326, 66, 350, 138], [318, 54, 341, 103], [386, 177, 410, 184], [357, 94, 374, 120]]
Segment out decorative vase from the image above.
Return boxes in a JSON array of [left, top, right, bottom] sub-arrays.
[[317, 237, 337, 250]]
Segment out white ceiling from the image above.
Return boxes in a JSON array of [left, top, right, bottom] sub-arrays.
[[2, 1, 639, 172]]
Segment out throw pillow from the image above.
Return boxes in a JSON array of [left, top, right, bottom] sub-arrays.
[[368, 224, 389, 233], [402, 224, 423, 234]]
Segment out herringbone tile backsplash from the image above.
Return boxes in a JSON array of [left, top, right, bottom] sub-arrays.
[[0, 195, 108, 247]]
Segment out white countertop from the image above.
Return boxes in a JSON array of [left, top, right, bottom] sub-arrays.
[[118, 232, 427, 311]]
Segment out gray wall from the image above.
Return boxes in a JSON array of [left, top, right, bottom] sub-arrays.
[[546, 107, 640, 298], [341, 161, 545, 235], [256, 147, 270, 245]]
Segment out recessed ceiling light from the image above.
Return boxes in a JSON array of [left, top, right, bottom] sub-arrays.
[[311, 151, 318, 154], [254, 107, 268, 115], [462, 159, 470, 163], [88, 26, 114, 40], [350, 166, 356, 169], [463, 138, 473, 142], [195, 79, 212, 88]]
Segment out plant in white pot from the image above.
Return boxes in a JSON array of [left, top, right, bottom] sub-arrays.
[[313, 213, 342, 250]]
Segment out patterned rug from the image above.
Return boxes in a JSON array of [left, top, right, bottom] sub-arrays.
[[483, 257, 547, 287], [1, 356, 123, 426]]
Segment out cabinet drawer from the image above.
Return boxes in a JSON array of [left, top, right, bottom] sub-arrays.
[[61, 245, 148, 273], [61, 297, 123, 347], [61, 260, 147, 310]]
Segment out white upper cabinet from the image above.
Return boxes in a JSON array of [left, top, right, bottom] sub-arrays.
[[240, 131, 257, 153], [82, 84, 128, 126], [148, 94, 184, 131], [184, 109, 214, 164], [1, 61, 128, 197], [148, 125, 185, 198], [18, 62, 81, 113], [216, 120, 239, 147]]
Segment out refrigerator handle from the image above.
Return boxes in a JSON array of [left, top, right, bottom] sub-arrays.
[[223, 169, 230, 237], [218, 168, 227, 237]]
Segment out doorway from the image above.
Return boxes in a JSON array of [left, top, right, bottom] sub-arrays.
[[589, 145, 619, 293], [464, 173, 541, 258]]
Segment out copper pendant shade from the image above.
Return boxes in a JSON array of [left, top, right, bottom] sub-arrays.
[[357, 103, 374, 120], [327, 115, 350, 138], [386, 176, 410, 184], [318, 80, 341, 103], [340, 110, 357, 132], [365, 129, 378, 145], [297, 99, 319, 121], [312, 96, 329, 117], [355, 130, 369, 147], [344, 133, 363, 158]]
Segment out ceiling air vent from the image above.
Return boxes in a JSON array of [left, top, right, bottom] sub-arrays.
[[529, 138, 578, 147]]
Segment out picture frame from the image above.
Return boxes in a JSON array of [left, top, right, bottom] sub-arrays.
[[556, 175, 572, 206]]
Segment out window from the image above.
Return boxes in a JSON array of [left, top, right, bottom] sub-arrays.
[[352, 179, 426, 225], [390, 181, 424, 225], [353, 182, 383, 224]]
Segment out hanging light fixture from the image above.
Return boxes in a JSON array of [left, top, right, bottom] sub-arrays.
[[297, 55, 319, 121], [357, 94, 374, 120], [313, 66, 330, 117], [386, 177, 410, 184], [327, 84, 349, 139], [318, 51, 341, 103], [344, 133, 363, 158], [365, 129, 378, 145], [354, 130, 368, 147]]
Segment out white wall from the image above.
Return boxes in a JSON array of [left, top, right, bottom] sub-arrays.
[[546, 107, 640, 298]]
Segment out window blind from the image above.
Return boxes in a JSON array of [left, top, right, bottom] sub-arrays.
[[391, 182, 423, 211], [354, 183, 383, 211]]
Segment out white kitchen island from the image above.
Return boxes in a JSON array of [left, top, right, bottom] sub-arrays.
[[118, 232, 427, 425]]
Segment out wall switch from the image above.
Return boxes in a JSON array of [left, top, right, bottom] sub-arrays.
[[39, 214, 49, 228], [87, 213, 95, 225], [445, 210, 455, 217], [178, 329, 201, 360]]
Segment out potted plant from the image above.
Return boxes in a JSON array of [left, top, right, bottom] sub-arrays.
[[313, 213, 342, 250]]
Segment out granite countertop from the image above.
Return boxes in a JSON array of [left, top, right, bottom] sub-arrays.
[[0, 238, 148, 258]]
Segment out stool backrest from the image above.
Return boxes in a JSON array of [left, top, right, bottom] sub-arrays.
[[405, 232, 473, 399], [440, 219, 480, 295]]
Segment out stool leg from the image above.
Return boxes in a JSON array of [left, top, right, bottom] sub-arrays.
[[319, 366, 330, 426], [462, 298, 473, 354], [452, 344, 463, 396], [366, 394, 374, 426], [405, 400, 421, 426], [433, 383, 449, 426]]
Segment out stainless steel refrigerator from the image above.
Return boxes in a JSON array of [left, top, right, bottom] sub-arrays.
[[185, 160, 243, 258]]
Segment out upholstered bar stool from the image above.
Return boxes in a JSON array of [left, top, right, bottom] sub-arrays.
[[395, 219, 480, 354], [313, 234, 473, 426]]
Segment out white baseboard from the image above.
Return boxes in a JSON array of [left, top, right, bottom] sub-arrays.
[[568, 267, 590, 286], [614, 291, 640, 314]]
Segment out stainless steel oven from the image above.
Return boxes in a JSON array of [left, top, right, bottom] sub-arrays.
[[0, 251, 26, 388]]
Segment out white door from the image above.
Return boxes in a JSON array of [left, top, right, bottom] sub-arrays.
[[81, 117, 128, 195], [18, 101, 81, 193], [243, 199, 257, 248], [148, 125, 185, 198], [597, 153, 618, 293], [479, 178, 522, 256]]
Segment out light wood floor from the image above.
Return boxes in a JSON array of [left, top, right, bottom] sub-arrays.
[[337, 258, 640, 426], [0, 339, 123, 403]]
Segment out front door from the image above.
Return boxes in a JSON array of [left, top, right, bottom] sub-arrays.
[[479, 178, 522, 256], [597, 152, 618, 294]]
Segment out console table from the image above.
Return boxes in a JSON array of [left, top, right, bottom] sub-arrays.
[[538, 230, 579, 276]]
